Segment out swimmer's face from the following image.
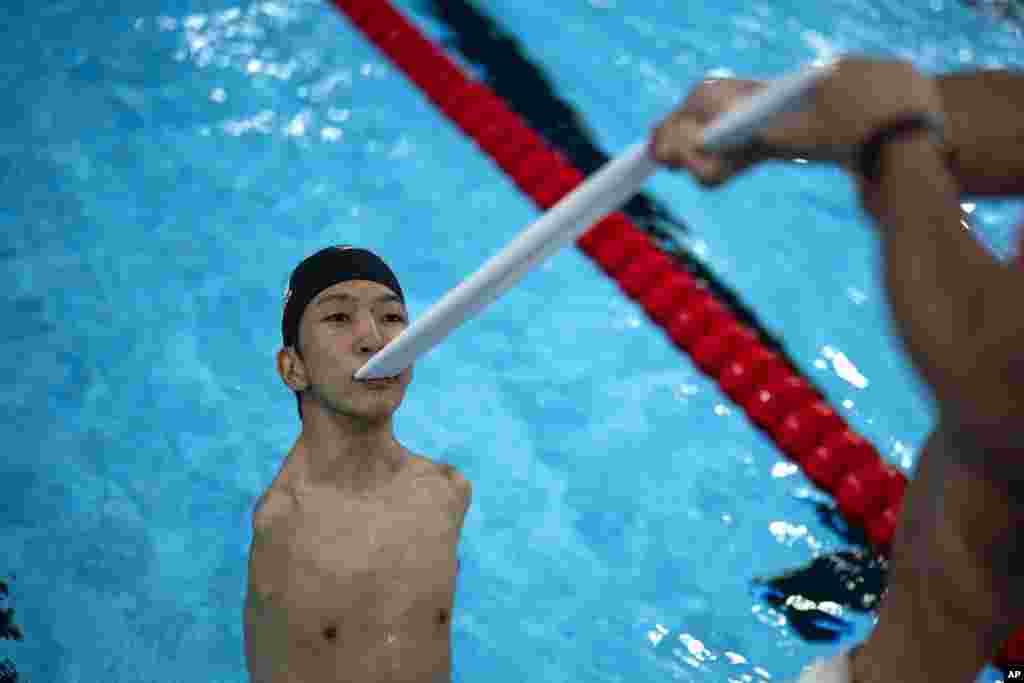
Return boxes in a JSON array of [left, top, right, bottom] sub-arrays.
[[290, 279, 412, 421]]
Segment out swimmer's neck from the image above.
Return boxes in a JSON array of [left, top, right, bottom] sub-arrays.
[[293, 412, 408, 494]]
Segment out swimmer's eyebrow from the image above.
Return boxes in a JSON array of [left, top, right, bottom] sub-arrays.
[[315, 292, 404, 308]]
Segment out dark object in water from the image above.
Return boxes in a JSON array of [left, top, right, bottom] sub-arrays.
[[0, 579, 21, 683], [748, 498, 888, 642], [0, 659, 16, 683], [752, 549, 887, 642], [0, 581, 22, 642]]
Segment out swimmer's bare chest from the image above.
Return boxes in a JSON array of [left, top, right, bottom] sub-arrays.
[[245, 455, 470, 683]]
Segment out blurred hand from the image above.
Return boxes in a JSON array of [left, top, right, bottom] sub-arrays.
[[650, 57, 945, 187]]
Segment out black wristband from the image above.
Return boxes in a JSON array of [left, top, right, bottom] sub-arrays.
[[854, 113, 946, 184]]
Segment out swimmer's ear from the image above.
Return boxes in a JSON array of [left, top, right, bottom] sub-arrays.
[[276, 346, 309, 392]]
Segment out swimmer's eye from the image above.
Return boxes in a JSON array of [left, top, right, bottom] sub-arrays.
[[324, 313, 406, 323]]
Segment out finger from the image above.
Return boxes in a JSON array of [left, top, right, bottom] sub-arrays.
[[693, 156, 743, 188], [651, 117, 703, 168], [651, 120, 748, 187], [650, 122, 683, 167], [699, 145, 770, 187], [688, 154, 728, 185]]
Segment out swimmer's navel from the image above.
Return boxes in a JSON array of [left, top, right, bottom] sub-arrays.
[[437, 609, 449, 625], [323, 625, 338, 641]]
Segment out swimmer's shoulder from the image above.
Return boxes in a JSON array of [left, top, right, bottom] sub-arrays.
[[252, 447, 304, 535], [408, 452, 473, 515], [252, 486, 296, 535]]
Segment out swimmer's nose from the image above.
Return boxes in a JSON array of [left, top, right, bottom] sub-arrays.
[[354, 315, 386, 353], [358, 339, 383, 355]]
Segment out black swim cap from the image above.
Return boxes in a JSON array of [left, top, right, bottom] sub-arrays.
[[281, 245, 405, 350]]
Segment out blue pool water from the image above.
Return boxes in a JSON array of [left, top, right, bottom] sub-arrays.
[[2, 1, 1022, 681]]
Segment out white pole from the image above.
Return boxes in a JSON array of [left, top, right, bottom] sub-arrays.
[[355, 63, 832, 380]]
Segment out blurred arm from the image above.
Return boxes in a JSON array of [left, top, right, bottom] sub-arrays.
[[861, 132, 1024, 465], [850, 422, 1024, 683], [938, 69, 1024, 196]]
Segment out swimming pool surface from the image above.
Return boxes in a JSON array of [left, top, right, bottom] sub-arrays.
[[2, 1, 1022, 681]]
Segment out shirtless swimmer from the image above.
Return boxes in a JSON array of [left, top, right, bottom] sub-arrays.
[[244, 246, 472, 683]]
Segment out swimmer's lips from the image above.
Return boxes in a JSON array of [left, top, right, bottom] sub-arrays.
[[357, 377, 399, 388]]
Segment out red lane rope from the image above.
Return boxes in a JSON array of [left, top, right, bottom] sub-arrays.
[[328, 0, 1022, 668]]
